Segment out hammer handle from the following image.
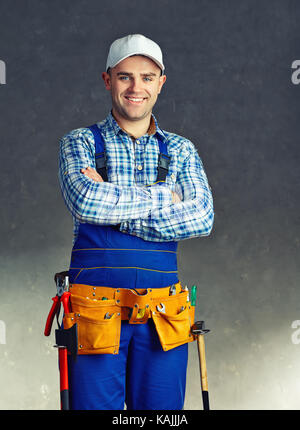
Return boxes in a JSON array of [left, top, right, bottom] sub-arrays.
[[197, 334, 208, 391]]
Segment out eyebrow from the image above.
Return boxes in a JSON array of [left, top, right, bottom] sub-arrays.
[[116, 72, 157, 77]]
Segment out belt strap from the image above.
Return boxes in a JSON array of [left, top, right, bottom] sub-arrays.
[[69, 283, 182, 299], [69, 283, 183, 324]]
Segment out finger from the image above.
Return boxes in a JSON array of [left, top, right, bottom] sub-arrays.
[[86, 171, 103, 182]]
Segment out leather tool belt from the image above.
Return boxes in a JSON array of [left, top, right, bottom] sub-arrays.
[[63, 282, 195, 355]]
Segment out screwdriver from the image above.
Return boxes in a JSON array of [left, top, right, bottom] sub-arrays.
[[191, 285, 197, 306]]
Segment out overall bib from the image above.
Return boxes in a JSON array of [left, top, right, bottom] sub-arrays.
[[67, 124, 189, 410]]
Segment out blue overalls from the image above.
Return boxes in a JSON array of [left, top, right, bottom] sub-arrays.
[[67, 124, 188, 410]]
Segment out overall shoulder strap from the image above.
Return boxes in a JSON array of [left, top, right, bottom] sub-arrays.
[[87, 125, 170, 184], [156, 134, 171, 183], [87, 124, 108, 182]]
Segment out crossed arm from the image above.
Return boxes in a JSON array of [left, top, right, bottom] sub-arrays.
[[81, 150, 214, 242], [59, 131, 177, 227], [59, 130, 214, 242], [81, 166, 182, 204]]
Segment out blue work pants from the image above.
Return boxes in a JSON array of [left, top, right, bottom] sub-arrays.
[[68, 319, 188, 410]]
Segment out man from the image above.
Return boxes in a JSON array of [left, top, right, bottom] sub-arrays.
[[59, 34, 214, 410]]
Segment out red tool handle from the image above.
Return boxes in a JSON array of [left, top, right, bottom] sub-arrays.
[[44, 290, 72, 410], [44, 292, 71, 337], [58, 292, 71, 410], [44, 296, 60, 337], [61, 292, 71, 314], [59, 347, 70, 410]]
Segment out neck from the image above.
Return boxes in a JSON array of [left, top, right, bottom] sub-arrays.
[[112, 109, 152, 138]]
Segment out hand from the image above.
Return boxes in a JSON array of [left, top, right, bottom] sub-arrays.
[[171, 191, 182, 203], [81, 166, 104, 182]]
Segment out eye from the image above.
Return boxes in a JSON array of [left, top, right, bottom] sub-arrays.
[[119, 76, 129, 81], [143, 77, 152, 82]]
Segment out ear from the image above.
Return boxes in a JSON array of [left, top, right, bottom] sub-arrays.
[[158, 74, 167, 94], [102, 72, 111, 90]]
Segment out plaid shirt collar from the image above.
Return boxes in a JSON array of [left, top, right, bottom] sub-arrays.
[[104, 110, 167, 141]]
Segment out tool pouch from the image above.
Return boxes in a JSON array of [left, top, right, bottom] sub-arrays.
[[63, 294, 121, 355], [63, 285, 196, 355], [151, 290, 195, 352]]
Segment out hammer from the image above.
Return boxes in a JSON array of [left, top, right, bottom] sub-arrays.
[[191, 320, 210, 410]]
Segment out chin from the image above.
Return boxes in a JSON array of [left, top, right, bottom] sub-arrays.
[[124, 110, 150, 121]]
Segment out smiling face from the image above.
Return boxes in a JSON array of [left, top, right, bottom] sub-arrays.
[[102, 55, 166, 125]]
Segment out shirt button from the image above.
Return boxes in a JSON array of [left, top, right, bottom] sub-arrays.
[[137, 165, 143, 171], [136, 140, 140, 144], [171, 173, 176, 181]]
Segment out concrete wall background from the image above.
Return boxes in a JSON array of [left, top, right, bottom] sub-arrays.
[[0, 0, 300, 409]]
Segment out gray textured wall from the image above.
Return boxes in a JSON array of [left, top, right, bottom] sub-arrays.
[[1, 0, 300, 410]]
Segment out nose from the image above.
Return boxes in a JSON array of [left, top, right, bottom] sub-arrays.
[[128, 77, 142, 93]]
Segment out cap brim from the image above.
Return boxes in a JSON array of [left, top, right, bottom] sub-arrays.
[[108, 52, 164, 73]]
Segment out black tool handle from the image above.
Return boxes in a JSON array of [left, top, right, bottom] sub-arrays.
[[202, 390, 210, 411]]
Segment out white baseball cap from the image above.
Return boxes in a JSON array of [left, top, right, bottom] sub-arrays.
[[106, 34, 165, 73]]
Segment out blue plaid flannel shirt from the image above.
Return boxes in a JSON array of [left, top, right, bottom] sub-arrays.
[[59, 112, 214, 243]]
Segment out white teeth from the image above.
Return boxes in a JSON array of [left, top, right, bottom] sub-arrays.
[[127, 97, 144, 101]]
